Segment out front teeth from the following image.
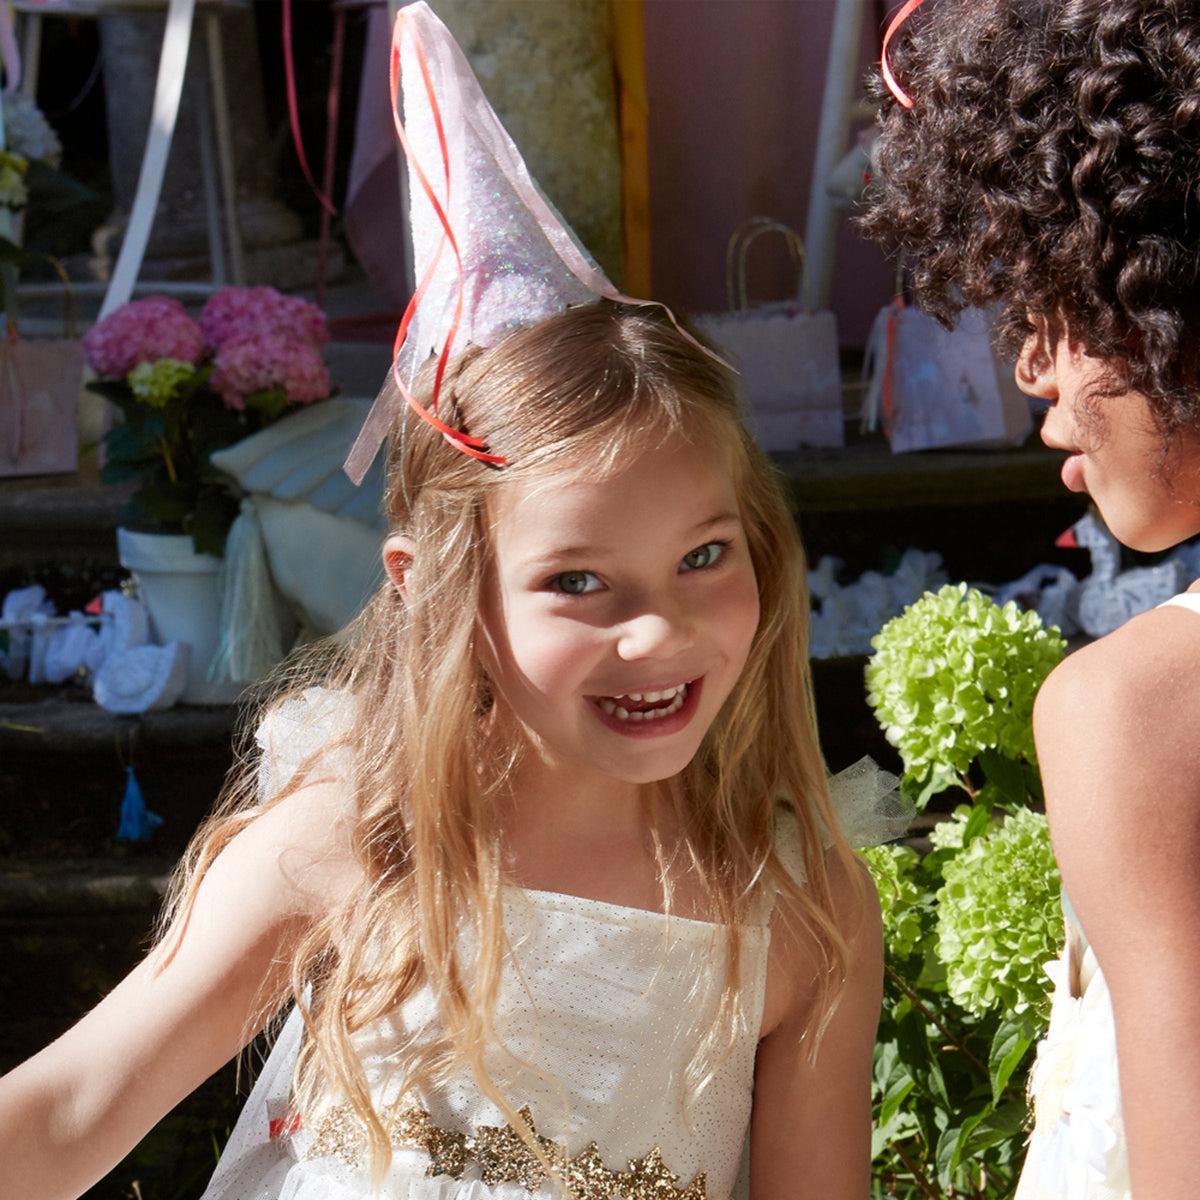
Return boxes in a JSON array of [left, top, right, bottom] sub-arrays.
[[597, 683, 688, 722]]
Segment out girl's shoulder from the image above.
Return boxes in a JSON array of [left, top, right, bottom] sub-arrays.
[[1034, 589, 1200, 905], [1037, 590, 1200, 737]]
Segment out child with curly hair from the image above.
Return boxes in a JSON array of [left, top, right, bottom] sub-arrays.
[[864, 2, 1200, 1197], [0, 7, 885, 1199]]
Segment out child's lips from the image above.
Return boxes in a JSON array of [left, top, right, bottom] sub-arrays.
[[1041, 432, 1087, 493], [589, 678, 702, 733]]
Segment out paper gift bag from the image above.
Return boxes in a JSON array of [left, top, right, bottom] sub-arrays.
[[0, 337, 84, 476], [696, 219, 843, 451], [861, 300, 1031, 453]]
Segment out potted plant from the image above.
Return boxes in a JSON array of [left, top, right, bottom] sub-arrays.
[[82, 286, 332, 703], [84, 285, 332, 555], [862, 584, 1068, 1198]]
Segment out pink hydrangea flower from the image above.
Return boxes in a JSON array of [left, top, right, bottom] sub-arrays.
[[200, 286, 329, 350], [81, 297, 206, 378], [210, 333, 330, 409]]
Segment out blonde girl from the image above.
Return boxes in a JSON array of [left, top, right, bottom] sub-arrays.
[[0, 6, 883, 1197], [0, 298, 881, 1200]]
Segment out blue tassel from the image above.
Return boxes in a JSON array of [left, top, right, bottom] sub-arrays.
[[117, 766, 164, 842]]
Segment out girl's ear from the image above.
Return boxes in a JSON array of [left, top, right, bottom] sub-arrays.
[[383, 534, 417, 598], [1014, 322, 1058, 402]]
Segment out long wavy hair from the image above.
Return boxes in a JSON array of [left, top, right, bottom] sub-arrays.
[[860, 0, 1200, 450], [158, 299, 859, 1182]]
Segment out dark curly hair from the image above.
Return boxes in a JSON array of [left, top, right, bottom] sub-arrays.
[[859, 0, 1200, 441]]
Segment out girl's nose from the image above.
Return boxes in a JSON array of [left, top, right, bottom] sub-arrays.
[[616, 604, 695, 661]]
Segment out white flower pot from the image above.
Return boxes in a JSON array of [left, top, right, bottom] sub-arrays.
[[116, 528, 244, 705]]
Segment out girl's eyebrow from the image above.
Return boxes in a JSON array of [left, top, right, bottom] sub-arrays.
[[525, 512, 743, 566]]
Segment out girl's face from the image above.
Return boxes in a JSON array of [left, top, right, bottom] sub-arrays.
[[1018, 332, 1200, 552], [479, 427, 761, 793]]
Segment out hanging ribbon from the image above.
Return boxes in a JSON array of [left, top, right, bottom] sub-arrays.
[[881, 296, 904, 433], [881, 0, 930, 110], [116, 765, 164, 843], [282, 0, 337, 216]]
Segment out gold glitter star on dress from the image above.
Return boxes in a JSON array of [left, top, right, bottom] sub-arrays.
[[305, 1098, 708, 1199]]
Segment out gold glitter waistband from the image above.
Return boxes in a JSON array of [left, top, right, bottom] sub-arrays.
[[306, 1100, 708, 1199]]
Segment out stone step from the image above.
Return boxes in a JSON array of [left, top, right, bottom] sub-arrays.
[[0, 691, 239, 858]]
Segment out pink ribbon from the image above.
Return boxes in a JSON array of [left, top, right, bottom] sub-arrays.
[[882, 0, 930, 110]]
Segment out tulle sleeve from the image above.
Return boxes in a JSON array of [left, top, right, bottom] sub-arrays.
[[255, 686, 356, 803]]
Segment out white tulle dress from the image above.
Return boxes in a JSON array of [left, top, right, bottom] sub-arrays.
[[201, 879, 766, 1200], [1015, 895, 1128, 1200], [198, 692, 905, 1200]]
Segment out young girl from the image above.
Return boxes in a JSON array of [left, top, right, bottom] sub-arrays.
[[0, 9, 882, 1199], [863, 2, 1200, 1197]]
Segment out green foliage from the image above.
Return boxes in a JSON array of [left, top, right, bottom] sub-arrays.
[[864, 586, 1067, 1197], [866, 585, 1066, 808], [865, 810, 1061, 1198], [95, 368, 261, 558]]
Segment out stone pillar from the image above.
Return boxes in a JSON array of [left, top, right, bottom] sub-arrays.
[[96, 7, 307, 284], [435, 0, 623, 283]]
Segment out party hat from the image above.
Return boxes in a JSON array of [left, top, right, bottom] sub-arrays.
[[344, 1, 686, 481]]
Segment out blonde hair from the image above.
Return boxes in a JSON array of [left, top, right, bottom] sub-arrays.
[[159, 299, 861, 1181]]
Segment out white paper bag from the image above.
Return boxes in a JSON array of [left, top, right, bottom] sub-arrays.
[[696, 219, 843, 451], [862, 301, 1031, 453]]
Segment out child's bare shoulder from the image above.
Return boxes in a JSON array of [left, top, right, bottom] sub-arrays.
[[213, 778, 363, 922], [1036, 598, 1200, 749], [1034, 597, 1200, 883]]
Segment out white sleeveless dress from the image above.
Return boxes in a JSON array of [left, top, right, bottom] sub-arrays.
[[1015, 590, 1200, 1200], [199, 695, 904, 1200], [200, 874, 774, 1200]]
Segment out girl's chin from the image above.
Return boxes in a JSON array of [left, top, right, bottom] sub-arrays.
[[1060, 453, 1086, 494]]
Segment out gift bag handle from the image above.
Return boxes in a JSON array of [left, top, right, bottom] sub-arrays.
[[725, 217, 807, 312]]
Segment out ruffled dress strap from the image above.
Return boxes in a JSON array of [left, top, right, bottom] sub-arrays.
[[1159, 590, 1200, 615], [1016, 895, 1130, 1200]]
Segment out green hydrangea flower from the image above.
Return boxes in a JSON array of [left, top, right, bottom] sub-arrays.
[[128, 357, 197, 408], [927, 810, 970, 852], [866, 584, 1066, 802], [936, 807, 1062, 1017], [862, 844, 928, 961], [926, 805, 1003, 852]]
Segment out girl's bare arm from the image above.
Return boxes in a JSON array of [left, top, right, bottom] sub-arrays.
[[0, 780, 358, 1200], [1034, 602, 1200, 1200], [749, 850, 883, 1200]]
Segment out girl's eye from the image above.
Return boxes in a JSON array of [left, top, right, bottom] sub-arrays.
[[551, 570, 602, 595], [681, 542, 725, 570]]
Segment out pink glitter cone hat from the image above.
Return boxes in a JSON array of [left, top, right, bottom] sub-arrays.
[[344, 1, 695, 481]]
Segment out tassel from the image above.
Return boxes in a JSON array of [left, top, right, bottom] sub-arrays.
[[116, 765, 164, 842], [210, 498, 292, 685]]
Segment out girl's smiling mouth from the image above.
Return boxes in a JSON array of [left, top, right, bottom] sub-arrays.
[[589, 679, 702, 732]]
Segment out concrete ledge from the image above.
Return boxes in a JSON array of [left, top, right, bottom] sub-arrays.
[[0, 693, 239, 754], [777, 443, 1070, 512], [0, 865, 169, 915]]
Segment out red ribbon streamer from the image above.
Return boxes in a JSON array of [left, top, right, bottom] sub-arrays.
[[387, 11, 503, 464], [282, 0, 337, 217]]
